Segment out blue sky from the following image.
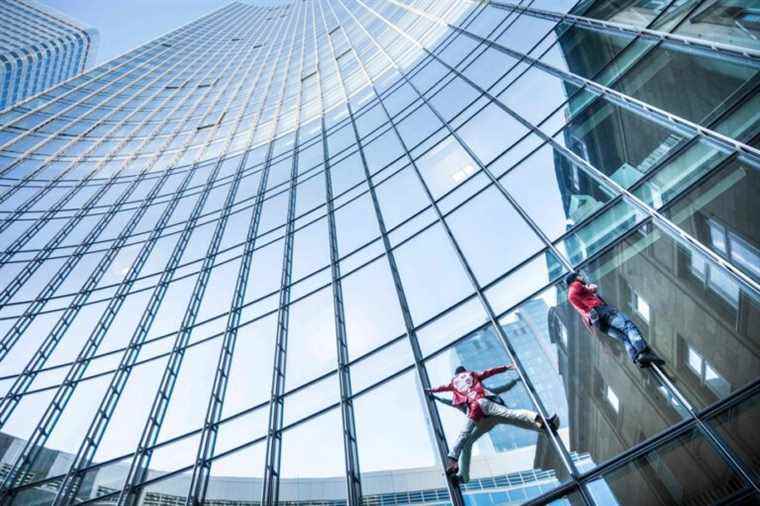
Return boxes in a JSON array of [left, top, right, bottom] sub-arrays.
[[37, 0, 236, 64]]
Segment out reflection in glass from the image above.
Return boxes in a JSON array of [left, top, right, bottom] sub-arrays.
[[557, 220, 760, 412], [707, 389, 760, 483], [663, 157, 760, 282], [613, 43, 758, 126], [586, 427, 748, 505], [500, 144, 617, 241], [426, 326, 570, 498], [504, 284, 686, 470]]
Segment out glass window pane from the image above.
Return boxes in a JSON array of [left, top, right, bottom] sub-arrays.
[[204, 443, 266, 503], [416, 136, 479, 199], [501, 144, 617, 241], [394, 224, 474, 325], [448, 186, 545, 285], [613, 44, 758, 126], [662, 156, 760, 283], [707, 389, 760, 483], [426, 326, 571, 490], [457, 101, 530, 166], [342, 257, 407, 360], [586, 427, 749, 505], [354, 371, 448, 496], [285, 287, 337, 390], [279, 409, 347, 503]]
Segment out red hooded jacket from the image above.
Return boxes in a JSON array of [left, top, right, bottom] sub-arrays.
[[430, 366, 509, 421], [567, 280, 604, 327]]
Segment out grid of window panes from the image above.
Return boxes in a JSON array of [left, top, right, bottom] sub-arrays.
[[0, 0, 758, 505], [0, 0, 96, 109]]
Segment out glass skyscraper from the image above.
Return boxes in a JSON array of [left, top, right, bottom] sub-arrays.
[[0, 0, 98, 109], [0, 1, 758, 505]]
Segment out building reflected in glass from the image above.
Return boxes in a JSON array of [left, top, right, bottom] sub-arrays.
[[0, 0, 757, 505]]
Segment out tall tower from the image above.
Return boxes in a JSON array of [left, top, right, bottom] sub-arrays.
[[0, 1, 758, 506], [0, 0, 98, 109]]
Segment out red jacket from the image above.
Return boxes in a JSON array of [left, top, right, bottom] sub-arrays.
[[567, 280, 604, 326], [430, 366, 509, 420]]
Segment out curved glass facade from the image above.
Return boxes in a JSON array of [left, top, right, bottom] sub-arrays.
[[0, 1, 758, 505]]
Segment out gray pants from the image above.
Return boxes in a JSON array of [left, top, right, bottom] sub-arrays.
[[448, 398, 541, 482]]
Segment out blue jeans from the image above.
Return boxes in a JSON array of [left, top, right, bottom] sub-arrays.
[[597, 309, 649, 363]]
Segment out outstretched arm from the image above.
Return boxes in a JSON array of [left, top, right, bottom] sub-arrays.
[[490, 378, 521, 395], [477, 364, 514, 380], [426, 383, 453, 394], [431, 395, 454, 406]]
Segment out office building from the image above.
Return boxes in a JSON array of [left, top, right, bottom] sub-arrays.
[[0, 1, 757, 504]]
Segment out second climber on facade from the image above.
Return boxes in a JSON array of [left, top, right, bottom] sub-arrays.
[[565, 271, 664, 368], [425, 364, 559, 484]]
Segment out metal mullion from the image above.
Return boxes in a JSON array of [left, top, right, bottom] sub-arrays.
[[0, 26, 259, 364], [446, 13, 760, 165], [322, 2, 464, 505], [0, 123, 607, 403], [0, 4, 246, 211], [0, 2, 238, 132], [647, 364, 760, 492], [53, 9, 285, 505], [0, 6, 251, 276], [341, 0, 584, 490], [107, 12, 292, 506], [362, 8, 684, 494], [0, 7, 271, 499], [182, 9, 301, 506], [369, 2, 760, 499], [313, 2, 363, 503], [261, 3, 310, 504], [365, 0, 760, 302], [485, 1, 760, 66], [0, 7, 269, 398]]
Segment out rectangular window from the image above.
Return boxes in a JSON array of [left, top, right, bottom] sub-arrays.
[[559, 321, 568, 347], [631, 290, 650, 322], [606, 386, 620, 413], [686, 344, 731, 398], [728, 231, 760, 278], [708, 219, 728, 254]]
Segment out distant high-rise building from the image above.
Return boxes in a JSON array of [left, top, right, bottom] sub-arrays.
[[0, 0, 98, 109]]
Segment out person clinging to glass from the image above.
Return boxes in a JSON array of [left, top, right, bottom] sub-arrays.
[[565, 271, 663, 368], [426, 364, 559, 483]]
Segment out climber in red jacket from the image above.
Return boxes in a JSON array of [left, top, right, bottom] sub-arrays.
[[426, 364, 559, 482], [565, 271, 663, 367]]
